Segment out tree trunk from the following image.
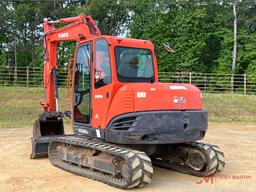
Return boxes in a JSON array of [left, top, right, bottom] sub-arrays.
[[231, 2, 237, 93], [14, 43, 17, 84], [31, 22, 36, 84]]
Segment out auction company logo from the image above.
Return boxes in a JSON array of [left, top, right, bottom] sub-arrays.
[[196, 175, 252, 185]]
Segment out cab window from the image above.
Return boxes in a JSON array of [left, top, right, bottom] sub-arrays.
[[95, 39, 112, 88], [75, 44, 91, 92], [115, 47, 154, 82]]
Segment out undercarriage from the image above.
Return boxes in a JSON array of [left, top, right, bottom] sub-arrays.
[[48, 135, 153, 189], [46, 135, 225, 189], [31, 110, 225, 189]]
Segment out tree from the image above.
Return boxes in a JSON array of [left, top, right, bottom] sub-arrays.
[[0, 0, 255, 79], [128, 0, 231, 73], [78, 0, 131, 35], [231, 1, 237, 93]]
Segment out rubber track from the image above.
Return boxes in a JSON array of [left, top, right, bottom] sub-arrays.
[[152, 142, 225, 177], [48, 135, 153, 189], [132, 151, 154, 187]]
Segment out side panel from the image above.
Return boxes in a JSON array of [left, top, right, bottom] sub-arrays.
[[106, 83, 203, 127]]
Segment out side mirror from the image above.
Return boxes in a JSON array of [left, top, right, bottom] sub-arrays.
[[154, 42, 176, 56], [162, 42, 176, 53]]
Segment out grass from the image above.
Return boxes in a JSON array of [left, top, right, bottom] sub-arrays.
[[0, 87, 70, 128], [203, 93, 256, 123], [0, 87, 256, 128]]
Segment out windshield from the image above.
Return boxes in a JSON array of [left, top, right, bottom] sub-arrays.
[[115, 47, 154, 82]]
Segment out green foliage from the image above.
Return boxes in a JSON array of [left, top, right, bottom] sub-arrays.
[[0, 0, 255, 79], [0, 49, 6, 68], [245, 32, 256, 87], [77, 0, 130, 35], [244, 33, 256, 73], [128, 0, 256, 74], [0, 0, 80, 69]]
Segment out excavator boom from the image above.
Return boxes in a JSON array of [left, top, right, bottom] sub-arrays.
[[31, 15, 101, 158], [41, 15, 100, 112]]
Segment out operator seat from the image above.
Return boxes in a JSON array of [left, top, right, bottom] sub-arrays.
[[118, 56, 139, 78]]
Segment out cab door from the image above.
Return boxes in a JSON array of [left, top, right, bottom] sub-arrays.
[[72, 42, 92, 131], [91, 38, 113, 129]]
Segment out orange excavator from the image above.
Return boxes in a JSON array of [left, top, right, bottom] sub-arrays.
[[31, 15, 225, 189]]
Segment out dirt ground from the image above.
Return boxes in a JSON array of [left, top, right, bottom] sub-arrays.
[[0, 123, 255, 192]]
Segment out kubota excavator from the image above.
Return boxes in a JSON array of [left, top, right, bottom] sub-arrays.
[[31, 15, 225, 189]]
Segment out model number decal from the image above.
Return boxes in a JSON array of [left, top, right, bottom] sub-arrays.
[[137, 92, 146, 98], [77, 128, 89, 134], [58, 32, 69, 38], [95, 94, 103, 99]]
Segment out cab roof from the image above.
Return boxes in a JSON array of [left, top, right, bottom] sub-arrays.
[[81, 35, 155, 50]]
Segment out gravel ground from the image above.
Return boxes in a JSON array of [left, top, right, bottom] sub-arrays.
[[0, 122, 255, 192]]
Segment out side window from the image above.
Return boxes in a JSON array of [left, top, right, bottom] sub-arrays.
[[95, 39, 111, 89], [75, 44, 92, 92], [74, 43, 92, 124]]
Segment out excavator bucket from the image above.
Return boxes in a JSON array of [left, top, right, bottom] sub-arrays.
[[31, 117, 64, 159]]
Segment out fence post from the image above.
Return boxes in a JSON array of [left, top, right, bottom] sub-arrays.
[[204, 74, 207, 91], [244, 73, 246, 95], [14, 44, 17, 84], [26, 66, 29, 87], [189, 72, 192, 84], [231, 74, 234, 94]]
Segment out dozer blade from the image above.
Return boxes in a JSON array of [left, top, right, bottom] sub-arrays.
[[31, 116, 64, 159]]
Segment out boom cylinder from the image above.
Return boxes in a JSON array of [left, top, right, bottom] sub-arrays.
[[52, 69, 59, 112]]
